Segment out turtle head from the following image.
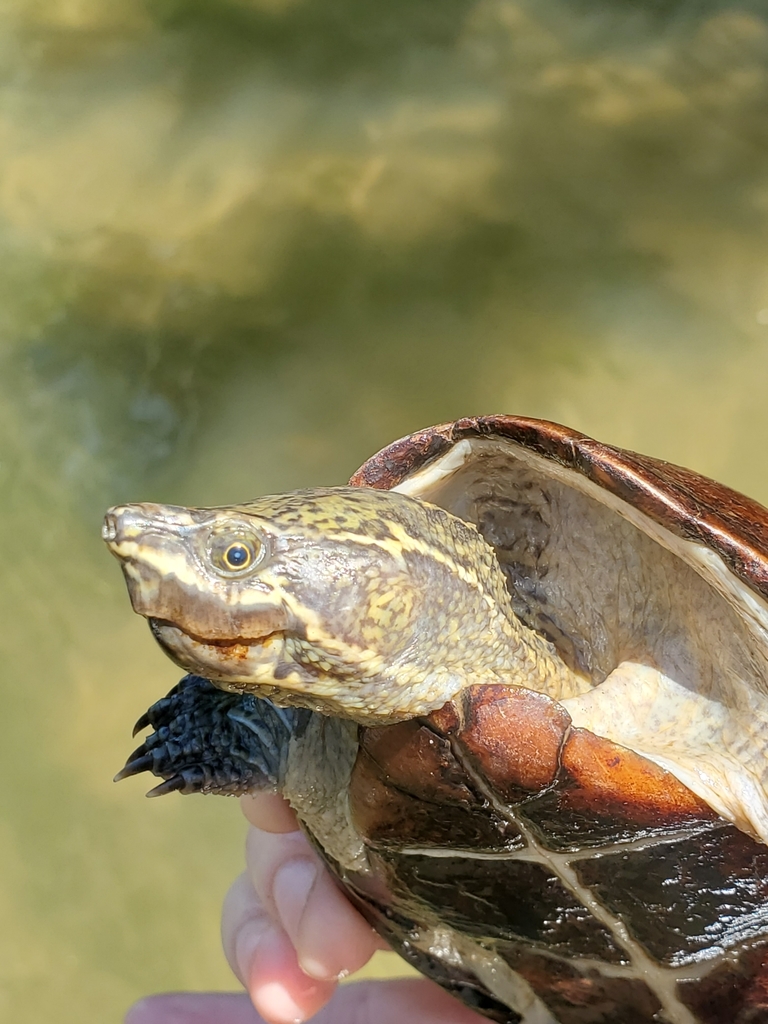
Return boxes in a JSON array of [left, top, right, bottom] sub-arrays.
[[103, 487, 520, 722]]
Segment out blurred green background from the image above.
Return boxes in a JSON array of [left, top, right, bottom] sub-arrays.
[[2, 1, 768, 1021]]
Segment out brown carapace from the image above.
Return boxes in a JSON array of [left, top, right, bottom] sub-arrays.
[[348, 685, 767, 1024]]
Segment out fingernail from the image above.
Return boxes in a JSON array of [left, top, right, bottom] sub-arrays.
[[272, 858, 318, 939], [300, 959, 348, 981]]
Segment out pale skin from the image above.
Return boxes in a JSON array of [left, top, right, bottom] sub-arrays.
[[124, 793, 485, 1024]]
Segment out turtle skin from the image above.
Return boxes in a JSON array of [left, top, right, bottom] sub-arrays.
[[125, 675, 768, 1024]]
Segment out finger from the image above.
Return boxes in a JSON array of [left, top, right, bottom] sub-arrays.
[[221, 872, 271, 988], [240, 796, 388, 961], [245, 825, 385, 980], [245, 919, 336, 1023], [241, 793, 299, 834], [124, 979, 486, 1024], [221, 872, 336, 1023], [125, 992, 262, 1024]]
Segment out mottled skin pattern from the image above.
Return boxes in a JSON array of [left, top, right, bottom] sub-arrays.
[[104, 486, 582, 723]]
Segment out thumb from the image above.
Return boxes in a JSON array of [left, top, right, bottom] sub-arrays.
[[125, 978, 485, 1024]]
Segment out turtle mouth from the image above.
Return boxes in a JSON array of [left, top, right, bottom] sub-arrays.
[[150, 618, 283, 649], [148, 618, 289, 684]]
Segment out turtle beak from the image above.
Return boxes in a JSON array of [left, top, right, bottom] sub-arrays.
[[102, 503, 210, 621], [103, 503, 198, 557]]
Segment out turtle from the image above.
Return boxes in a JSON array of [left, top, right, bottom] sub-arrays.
[[102, 415, 768, 1024]]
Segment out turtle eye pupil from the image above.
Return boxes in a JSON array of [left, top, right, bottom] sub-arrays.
[[224, 543, 251, 569], [209, 529, 262, 574]]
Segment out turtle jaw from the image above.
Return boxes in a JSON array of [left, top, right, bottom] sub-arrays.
[[148, 618, 292, 694], [145, 617, 447, 721]]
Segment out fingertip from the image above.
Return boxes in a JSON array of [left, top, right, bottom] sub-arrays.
[[241, 793, 299, 833], [225, 887, 337, 1024], [294, 870, 382, 981], [242, 827, 384, 984], [245, 923, 337, 1024]]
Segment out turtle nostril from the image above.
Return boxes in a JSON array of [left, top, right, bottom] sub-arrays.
[[102, 512, 119, 544]]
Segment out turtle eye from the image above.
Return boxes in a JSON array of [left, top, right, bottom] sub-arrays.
[[208, 530, 263, 575], [223, 542, 252, 569]]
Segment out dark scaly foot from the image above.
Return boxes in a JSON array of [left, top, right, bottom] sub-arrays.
[[115, 674, 309, 797]]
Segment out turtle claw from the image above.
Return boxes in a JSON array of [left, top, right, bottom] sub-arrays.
[[132, 694, 175, 736], [124, 741, 151, 765], [114, 752, 154, 782], [132, 712, 151, 737], [146, 775, 186, 798], [116, 674, 304, 797]]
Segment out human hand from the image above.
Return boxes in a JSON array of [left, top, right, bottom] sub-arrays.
[[124, 792, 484, 1024]]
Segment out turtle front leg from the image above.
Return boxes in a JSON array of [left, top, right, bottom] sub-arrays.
[[116, 674, 308, 797]]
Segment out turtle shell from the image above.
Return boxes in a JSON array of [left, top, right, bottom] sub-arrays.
[[335, 416, 768, 1024]]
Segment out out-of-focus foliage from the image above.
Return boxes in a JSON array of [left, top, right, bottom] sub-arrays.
[[1, 2, 768, 1022]]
